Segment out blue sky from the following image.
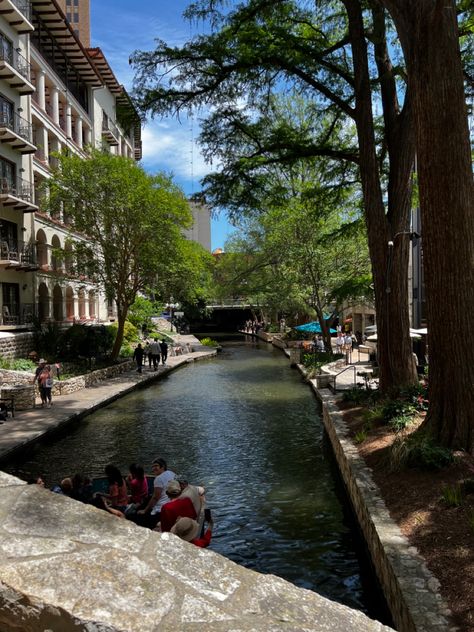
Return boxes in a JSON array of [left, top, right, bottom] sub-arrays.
[[90, 0, 235, 251]]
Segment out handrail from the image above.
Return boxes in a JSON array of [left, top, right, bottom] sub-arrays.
[[331, 364, 357, 391]]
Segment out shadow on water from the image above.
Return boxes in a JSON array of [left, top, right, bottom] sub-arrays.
[[4, 336, 392, 625]]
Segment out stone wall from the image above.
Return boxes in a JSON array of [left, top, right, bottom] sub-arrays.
[[315, 389, 452, 632], [0, 332, 35, 360], [0, 471, 394, 632]]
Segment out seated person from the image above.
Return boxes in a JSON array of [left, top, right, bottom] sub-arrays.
[[177, 476, 205, 517], [70, 473, 93, 504], [170, 516, 213, 548], [127, 463, 149, 508], [99, 464, 128, 512], [159, 479, 197, 532]]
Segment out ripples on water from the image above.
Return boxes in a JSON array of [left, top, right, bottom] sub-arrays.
[[6, 339, 387, 618]]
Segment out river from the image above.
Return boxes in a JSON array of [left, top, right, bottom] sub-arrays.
[[5, 338, 390, 622]]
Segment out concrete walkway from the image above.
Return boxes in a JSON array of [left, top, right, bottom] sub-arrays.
[[0, 336, 216, 463]]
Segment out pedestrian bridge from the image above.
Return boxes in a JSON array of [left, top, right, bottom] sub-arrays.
[[206, 298, 254, 309]]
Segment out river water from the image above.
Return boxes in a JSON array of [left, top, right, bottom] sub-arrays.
[[5, 339, 389, 622]]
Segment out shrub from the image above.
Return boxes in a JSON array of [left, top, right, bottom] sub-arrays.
[[342, 386, 381, 406], [389, 414, 415, 433], [119, 343, 134, 358], [441, 484, 463, 507], [0, 357, 37, 371], [199, 337, 219, 347], [390, 433, 454, 471], [382, 399, 417, 423], [109, 321, 139, 343], [354, 430, 367, 444]]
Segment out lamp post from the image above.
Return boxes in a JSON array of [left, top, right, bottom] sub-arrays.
[[165, 297, 180, 332]]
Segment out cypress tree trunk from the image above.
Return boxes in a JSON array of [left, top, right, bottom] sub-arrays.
[[383, 0, 474, 452]]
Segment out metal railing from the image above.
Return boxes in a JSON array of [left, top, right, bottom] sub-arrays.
[[331, 364, 357, 391], [1, 302, 35, 326], [0, 110, 33, 143], [0, 239, 37, 265], [102, 115, 119, 141], [0, 46, 31, 82], [10, 0, 31, 21], [0, 175, 34, 201]]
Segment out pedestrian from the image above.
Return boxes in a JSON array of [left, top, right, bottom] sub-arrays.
[[159, 338, 168, 365], [133, 343, 144, 373], [316, 335, 325, 352], [143, 341, 152, 369], [32, 358, 47, 405], [38, 363, 53, 408], [335, 332, 344, 356], [344, 332, 353, 364], [149, 339, 161, 370]]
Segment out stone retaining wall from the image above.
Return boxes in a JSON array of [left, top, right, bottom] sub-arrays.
[[0, 332, 34, 360], [314, 388, 453, 632], [0, 471, 394, 632]]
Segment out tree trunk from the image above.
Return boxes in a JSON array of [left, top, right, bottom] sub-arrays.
[[383, 0, 474, 452], [111, 309, 127, 361], [344, 0, 418, 392]]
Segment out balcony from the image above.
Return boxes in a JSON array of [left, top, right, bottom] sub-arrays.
[[0, 176, 38, 212], [0, 0, 33, 33], [0, 239, 38, 269], [0, 47, 35, 94], [102, 115, 119, 146], [1, 302, 35, 328], [0, 111, 36, 153]]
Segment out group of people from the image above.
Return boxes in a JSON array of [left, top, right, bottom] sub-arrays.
[[133, 339, 168, 373], [335, 331, 355, 363], [33, 458, 212, 548], [243, 320, 263, 334], [32, 358, 54, 408]]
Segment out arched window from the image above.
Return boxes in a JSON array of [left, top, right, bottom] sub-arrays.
[[52, 285, 63, 321]]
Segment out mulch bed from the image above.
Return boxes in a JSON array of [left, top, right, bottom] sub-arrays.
[[337, 400, 474, 631]]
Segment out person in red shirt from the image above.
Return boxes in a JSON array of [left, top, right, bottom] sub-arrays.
[[127, 464, 149, 507], [170, 516, 213, 548], [159, 479, 197, 532]]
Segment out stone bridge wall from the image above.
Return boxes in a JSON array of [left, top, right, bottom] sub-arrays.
[[0, 332, 34, 360]]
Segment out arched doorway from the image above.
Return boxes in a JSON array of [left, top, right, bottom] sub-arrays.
[[66, 286, 75, 321], [52, 285, 63, 321], [36, 229, 48, 270], [51, 235, 62, 272], [38, 282, 50, 322]]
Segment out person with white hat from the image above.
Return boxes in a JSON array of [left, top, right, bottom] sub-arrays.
[[171, 515, 213, 548]]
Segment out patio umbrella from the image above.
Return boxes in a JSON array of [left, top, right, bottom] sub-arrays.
[[294, 321, 337, 334]]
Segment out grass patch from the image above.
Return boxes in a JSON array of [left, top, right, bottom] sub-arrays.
[[389, 433, 454, 472], [441, 484, 463, 508]]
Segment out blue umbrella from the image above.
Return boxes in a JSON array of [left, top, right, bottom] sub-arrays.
[[294, 321, 336, 334]]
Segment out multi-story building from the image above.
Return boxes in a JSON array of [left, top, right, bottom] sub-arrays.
[[0, 0, 141, 334]]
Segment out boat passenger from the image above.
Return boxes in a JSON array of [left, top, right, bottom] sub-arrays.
[[158, 480, 197, 532], [134, 457, 176, 529], [70, 473, 93, 504], [170, 516, 213, 548], [102, 464, 128, 512], [127, 463, 149, 507], [176, 476, 205, 517]]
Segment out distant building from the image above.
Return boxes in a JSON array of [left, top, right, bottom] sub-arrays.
[[56, 0, 90, 46], [184, 200, 211, 251]]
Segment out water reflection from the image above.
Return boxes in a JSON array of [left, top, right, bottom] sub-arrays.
[[5, 340, 385, 617]]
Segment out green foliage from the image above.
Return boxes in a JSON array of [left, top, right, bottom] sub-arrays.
[[354, 430, 367, 444], [441, 484, 463, 508], [382, 399, 417, 423], [390, 434, 454, 472], [361, 405, 384, 424], [128, 297, 159, 330], [389, 414, 415, 433], [199, 337, 219, 347], [109, 321, 139, 343], [0, 357, 37, 371], [60, 325, 115, 360], [342, 386, 381, 406]]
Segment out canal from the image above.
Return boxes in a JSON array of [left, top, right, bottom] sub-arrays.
[[5, 339, 390, 623]]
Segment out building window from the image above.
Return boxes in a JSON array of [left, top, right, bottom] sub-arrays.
[[0, 157, 15, 190], [0, 94, 14, 127], [0, 33, 13, 65], [73, 12, 79, 22]]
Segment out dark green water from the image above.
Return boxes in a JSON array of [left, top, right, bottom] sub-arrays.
[[5, 339, 389, 621]]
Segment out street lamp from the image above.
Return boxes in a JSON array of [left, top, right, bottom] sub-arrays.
[[165, 297, 180, 332]]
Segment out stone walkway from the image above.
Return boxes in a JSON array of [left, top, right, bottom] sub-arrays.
[[0, 336, 216, 463]]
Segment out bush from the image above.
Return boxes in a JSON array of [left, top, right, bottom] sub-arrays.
[[119, 343, 134, 358], [389, 414, 415, 433], [390, 433, 454, 471], [0, 357, 37, 372], [441, 484, 463, 507], [199, 337, 219, 347], [109, 321, 139, 343], [382, 399, 417, 423], [342, 386, 381, 406]]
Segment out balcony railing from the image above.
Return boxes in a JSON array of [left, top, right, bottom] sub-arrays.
[[1, 302, 35, 326], [0, 46, 31, 82], [102, 115, 119, 145], [0, 110, 33, 143], [0, 239, 37, 267], [1, 175, 34, 201]]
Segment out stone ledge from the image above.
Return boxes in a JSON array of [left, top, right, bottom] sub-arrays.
[[0, 471, 394, 632], [310, 386, 454, 632]]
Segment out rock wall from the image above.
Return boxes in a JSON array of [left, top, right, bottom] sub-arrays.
[[315, 389, 452, 632], [0, 471, 393, 632], [0, 332, 34, 360]]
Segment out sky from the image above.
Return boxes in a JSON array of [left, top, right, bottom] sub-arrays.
[[90, 0, 236, 251]]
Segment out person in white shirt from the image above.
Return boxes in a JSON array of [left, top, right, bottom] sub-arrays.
[[134, 457, 176, 529], [344, 332, 353, 364]]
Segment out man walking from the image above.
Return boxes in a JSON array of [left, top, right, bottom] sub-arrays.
[[133, 343, 144, 373], [159, 339, 168, 365], [149, 339, 161, 370]]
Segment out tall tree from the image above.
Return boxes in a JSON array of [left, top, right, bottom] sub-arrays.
[[132, 0, 417, 393], [377, 0, 474, 451], [48, 149, 192, 359]]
